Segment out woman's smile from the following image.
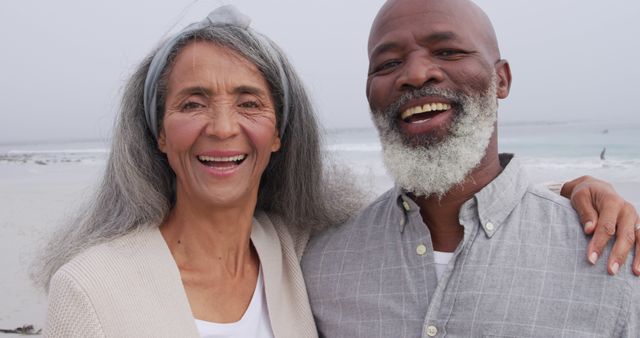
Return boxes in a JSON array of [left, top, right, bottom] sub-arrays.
[[196, 152, 247, 176]]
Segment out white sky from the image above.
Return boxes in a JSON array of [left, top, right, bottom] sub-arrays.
[[1, 0, 639, 143]]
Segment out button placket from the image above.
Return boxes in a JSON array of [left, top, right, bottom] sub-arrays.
[[416, 244, 427, 256], [426, 325, 438, 337]]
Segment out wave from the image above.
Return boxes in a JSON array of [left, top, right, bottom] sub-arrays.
[[518, 157, 640, 169], [7, 148, 109, 155], [325, 143, 381, 152], [0, 149, 108, 165]]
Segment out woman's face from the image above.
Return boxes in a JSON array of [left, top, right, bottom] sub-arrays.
[[158, 41, 281, 210]]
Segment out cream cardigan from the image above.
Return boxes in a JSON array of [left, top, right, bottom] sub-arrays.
[[44, 212, 318, 338]]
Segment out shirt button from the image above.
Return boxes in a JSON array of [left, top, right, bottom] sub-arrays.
[[426, 325, 438, 337], [485, 222, 495, 231], [416, 244, 427, 256]]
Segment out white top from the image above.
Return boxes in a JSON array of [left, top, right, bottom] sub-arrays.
[[433, 250, 454, 281], [195, 269, 275, 338]]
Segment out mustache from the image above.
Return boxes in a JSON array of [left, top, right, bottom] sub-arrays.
[[377, 86, 465, 118]]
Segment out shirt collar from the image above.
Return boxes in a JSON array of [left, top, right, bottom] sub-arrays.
[[387, 185, 417, 233], [388, 154, 529, 237], [464, 154, 529, 238]]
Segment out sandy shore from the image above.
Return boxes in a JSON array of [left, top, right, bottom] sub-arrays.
[[0, 158, 638, 333], [0, 161, 104, 333]]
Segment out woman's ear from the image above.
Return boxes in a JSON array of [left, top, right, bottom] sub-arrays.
[[157, 129, 167, 154], [271, 131, 281, 153]]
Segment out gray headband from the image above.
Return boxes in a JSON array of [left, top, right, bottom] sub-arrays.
[[143, 5, 290, 139]]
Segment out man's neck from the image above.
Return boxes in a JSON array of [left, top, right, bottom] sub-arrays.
[[414, 142, 502, 252]]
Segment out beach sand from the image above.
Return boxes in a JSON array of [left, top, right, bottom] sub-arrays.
[[0, 161, 104, 334], [1, 158, 638, 333]]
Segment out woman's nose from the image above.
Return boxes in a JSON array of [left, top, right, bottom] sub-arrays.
[[203, 108, 240, 140]]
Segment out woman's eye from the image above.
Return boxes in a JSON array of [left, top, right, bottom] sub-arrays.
[[239, 101, 260, 109], [181, 101, 205, 110]]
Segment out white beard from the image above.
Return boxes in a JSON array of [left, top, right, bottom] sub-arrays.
[[372, 78, 498, 198]]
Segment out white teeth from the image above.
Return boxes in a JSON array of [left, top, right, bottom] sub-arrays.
[[198, 154, 246, 162], [400, 103, 451, 120]]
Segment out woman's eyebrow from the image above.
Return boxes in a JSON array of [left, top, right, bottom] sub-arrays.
[[234, 85, 268, 97], [175, 86, 212, 98]]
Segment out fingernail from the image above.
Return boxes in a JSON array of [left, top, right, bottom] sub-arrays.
[[588, 252, 598, 264], [584, 221, 594, 231], [611, 262, 620, 275]]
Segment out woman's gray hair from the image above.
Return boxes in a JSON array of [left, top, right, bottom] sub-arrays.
[[34, 11, 364, 289]]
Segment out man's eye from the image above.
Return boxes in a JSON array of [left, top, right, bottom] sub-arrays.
[[435, 49, 465, 58], [373, 60, 401, 73]]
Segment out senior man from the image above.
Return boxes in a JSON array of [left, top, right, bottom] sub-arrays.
[[302, 0, 639, 336]]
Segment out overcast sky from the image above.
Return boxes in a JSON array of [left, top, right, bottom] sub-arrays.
[[1, 0, 639, 143]]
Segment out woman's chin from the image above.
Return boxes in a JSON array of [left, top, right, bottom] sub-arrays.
[[189, 184, 259, 210]]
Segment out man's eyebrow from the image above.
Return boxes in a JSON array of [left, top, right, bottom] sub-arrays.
[[370, 42, 401, 59], [420, 31, 458, 45], [370, 31, 459, 59]]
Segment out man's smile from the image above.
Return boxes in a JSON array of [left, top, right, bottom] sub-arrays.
[[400, 102, 452, 123]]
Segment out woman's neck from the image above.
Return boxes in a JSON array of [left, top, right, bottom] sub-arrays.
[[160, 193, 258, 277], [159, 194, 261, 323]]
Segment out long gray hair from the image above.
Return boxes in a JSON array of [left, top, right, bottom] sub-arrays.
[[34, 22, 363, 289]]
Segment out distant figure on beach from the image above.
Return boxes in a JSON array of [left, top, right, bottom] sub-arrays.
[[601, 146, 607, 160], [34, 3, 639, 338]]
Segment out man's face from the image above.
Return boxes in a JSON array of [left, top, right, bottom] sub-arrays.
[[366, 0, 508, 146], [366, 0, 511, 197]]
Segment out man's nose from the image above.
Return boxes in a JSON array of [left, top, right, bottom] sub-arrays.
[[203, 109, 240, 140], [396, 55, 445, 91]]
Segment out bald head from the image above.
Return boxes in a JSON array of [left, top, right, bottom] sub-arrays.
[[369, 0, 501, 61], [365, 0, 512, 105]]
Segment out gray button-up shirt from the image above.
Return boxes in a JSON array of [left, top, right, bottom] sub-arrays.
[[302, 155, 639, 337]]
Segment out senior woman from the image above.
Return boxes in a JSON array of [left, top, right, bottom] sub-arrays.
[[39, 6, 350, 337], [38, 5, 639, 338]]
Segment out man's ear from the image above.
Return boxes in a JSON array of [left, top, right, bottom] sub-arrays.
[[495, 59, 512, 99]]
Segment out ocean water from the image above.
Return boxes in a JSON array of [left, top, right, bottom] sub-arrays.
[[0, 140, 109, 165], [499, 121, 639, 159], [327, 120, 640, 178], [1, 119, 638, 187]]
